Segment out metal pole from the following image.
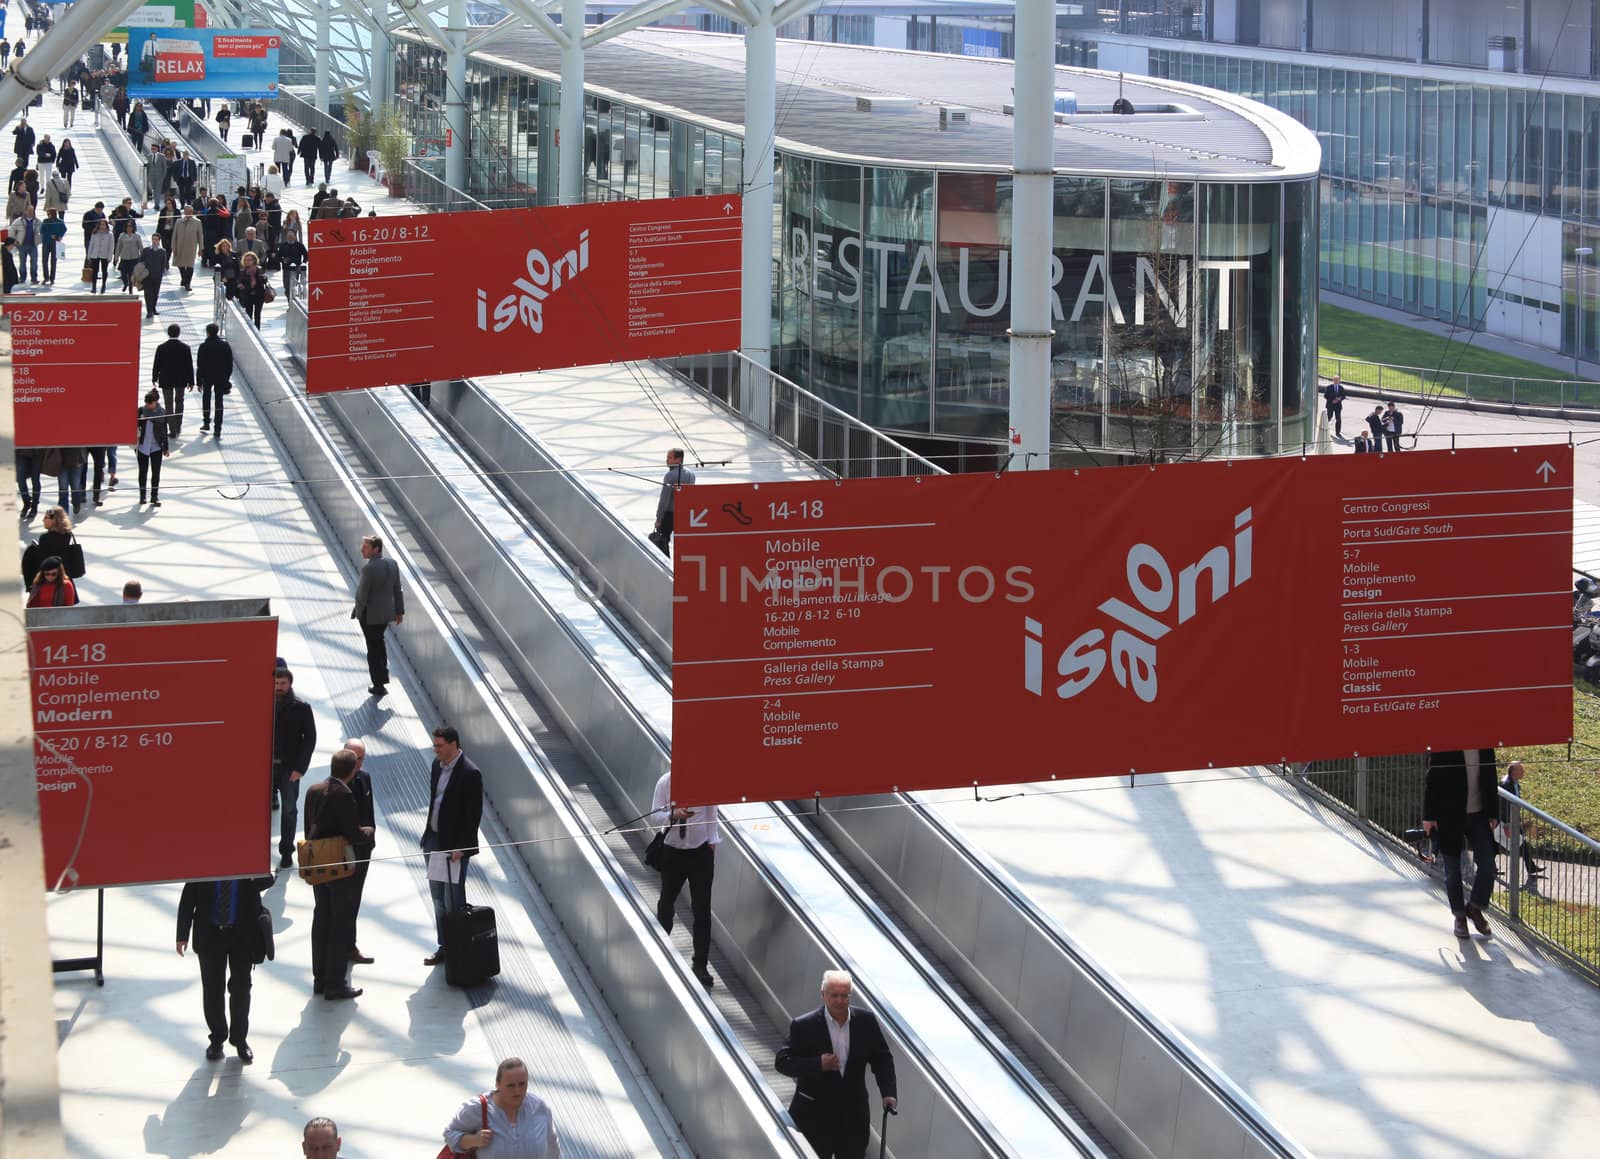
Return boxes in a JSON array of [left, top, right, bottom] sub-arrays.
[[1355, 757, 1371, 820], [1507, 801, 1522, 922], [741, 1, 777, 428], [444, 0, 468, 195], [1007, 0, 1055, 471], [559, 0, 585, 204], [1576, 247, 1592, 380], [0, 0, 150, 127], [315, 0, 332, 114], [370, 0, 392, 112]]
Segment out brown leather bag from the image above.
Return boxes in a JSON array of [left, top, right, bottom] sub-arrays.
[[296, 837, 355, 885]]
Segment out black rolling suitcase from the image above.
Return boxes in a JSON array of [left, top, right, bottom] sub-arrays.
[[444, 903, 500, 987], [241, 132, 255, 149]]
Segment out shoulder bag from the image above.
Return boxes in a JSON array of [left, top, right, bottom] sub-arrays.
[[131, 261, 148, 287], [63, 535, 86, 580], [435, 1094, 489, 1159], [295, 836, 355, 884], [644, 829, 666, 872]]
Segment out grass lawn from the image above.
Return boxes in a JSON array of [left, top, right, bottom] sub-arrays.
[[1318, 302, 1596, 406], [1500, 682, 1600, 837]]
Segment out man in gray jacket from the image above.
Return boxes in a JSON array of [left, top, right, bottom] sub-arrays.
[[351, 533, 404, 697], [648, 447, 695, 557]]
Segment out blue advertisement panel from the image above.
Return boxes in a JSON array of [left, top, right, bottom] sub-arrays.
[[126, 28, 280, 99]]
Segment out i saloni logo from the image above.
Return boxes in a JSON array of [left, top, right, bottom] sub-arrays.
[[1024, 507, 1254, 704], [475, 230, 591, 335]]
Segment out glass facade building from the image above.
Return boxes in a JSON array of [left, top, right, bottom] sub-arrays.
[[393, 31, 1320, 460], [1074, 29, 1600, 361]]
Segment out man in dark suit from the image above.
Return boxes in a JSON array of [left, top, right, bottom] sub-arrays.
[[271, 668, 317, 870], [776, 970, 898, 1159], [351, 533, 404, 697], [304, 749, 374, 1000], [421, 726, 483, 967], [344, 736, 376, 964], [1424, 748, 1500, 939], [176, 874, 275, 1063], [149, 323, 193, 438]]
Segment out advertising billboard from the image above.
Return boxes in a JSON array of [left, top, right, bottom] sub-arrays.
[[6, 298, 142, 449], [29, 609, 279, 888], [126, 28, 279, 99], [305, 194, 742, 393], [111, 0, 203, 44], [671, 447, 1574, 805]]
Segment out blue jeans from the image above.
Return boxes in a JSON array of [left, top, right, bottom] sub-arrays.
[[273, 770, 300, 858], [424, 838, 469, 949], [56, 465, 86, 509], [1443, 811, 1498, 915], [16, 241, 36, 280]]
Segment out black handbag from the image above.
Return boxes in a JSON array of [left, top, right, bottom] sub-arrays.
[[63, 536, 85, 579], [644, 830, 666, 871], [254, 910, 274, 963]]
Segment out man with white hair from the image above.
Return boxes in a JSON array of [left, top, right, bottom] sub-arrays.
[[776, 969, 898, 1159]]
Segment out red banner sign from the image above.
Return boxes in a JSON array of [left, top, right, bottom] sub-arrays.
[[7, 298, 142, 449], [30, 616, 279, 888], [671, 447, 1574, 805], [305, 194, 742, 393]]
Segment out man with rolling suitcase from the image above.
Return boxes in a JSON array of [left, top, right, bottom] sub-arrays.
[[421, 726, 490, 984]]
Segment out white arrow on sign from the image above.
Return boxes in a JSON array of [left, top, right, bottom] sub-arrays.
[[311, 286, 324, 300], [689, 509, 709, 528], [723, 202, 734, 215], [1536, 460, 1557, 482]]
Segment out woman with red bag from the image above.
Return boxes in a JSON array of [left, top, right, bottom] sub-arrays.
[[440, 1057, 560, 1156]]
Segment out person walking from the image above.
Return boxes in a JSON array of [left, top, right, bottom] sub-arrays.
[[649, 770, 721, 988], [1499, 759, 1545, 883], [215, 104, 231, 143], [43, 168, 69, 215], [85, 218, 112, 293], [196, 322, 232, 439], [80, 198, 104, 249], [776, 970, 899, 1159], [421, 727, 483, 968], [151, 323, 193, 436], [172, 149, 198, 205], [138, 233, 168, 318], [1365, 405, 1384, 449], [12, 115, 34, 170], [114, 218, 143, 294], [271, 667, 317, 869], [441, 1058, 562, 1158], [351, 533, 404, 697], [55, 138, 78, 189], [38, 207, 64, 285], [304, 748, 373, 1001], [1, 237, 18, 295], [34, 133, 54, 185], [272, 128, 296, 175], [8, 199, 39, 283], [170, 203, 202, 291], [15, 447, 41, 521], [343, 738, 376, 965], [301, 1118, 344, 1159], [26, 556, 79, 608], [0, 40, 11, 69], [60, 84, 77, 128], [317, 132, 339, 183], [234, 251, 269, 328], [127, 100, 150, 153], [111, 86, 129, 131], [39, 448, 86, 514], [1423, 748, 1500, 939], [298, 129, 320, 185], [86, 444, 118, 507], [1323, 376, 1345, 437], [648, 448, 695, 556], [134, 391, 170, 507], [175, 874, 274, 1063]]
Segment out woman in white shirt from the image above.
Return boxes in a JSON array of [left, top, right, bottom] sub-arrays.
[[113, 219, 145, 293], [442, 1057, 560, 1157], [263, 164, 285, 197], [85, 218, 113, 293]]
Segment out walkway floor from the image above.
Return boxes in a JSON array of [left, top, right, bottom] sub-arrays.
[[13, 73, 679, 1158]]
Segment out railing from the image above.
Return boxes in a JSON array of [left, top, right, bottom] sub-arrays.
[[1285, 757, 1600, 982], [286, 267, 308, 364], [661, 350, 946, 479], [398, 159, 489, 213], [269, 89, 350, 156], [1319, 354, 1600, 409]]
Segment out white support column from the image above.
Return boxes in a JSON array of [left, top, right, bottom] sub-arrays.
[[1007, 0, 1055, 469], [370, 0, 392, 111], [741, 2, 776, 427], [314, 0, 332, 113], [445, 0, 468, 192], [559, 0, 585, 204]]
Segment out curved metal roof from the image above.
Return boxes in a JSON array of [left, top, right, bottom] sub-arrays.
[[462, 28, 1322, 181]]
